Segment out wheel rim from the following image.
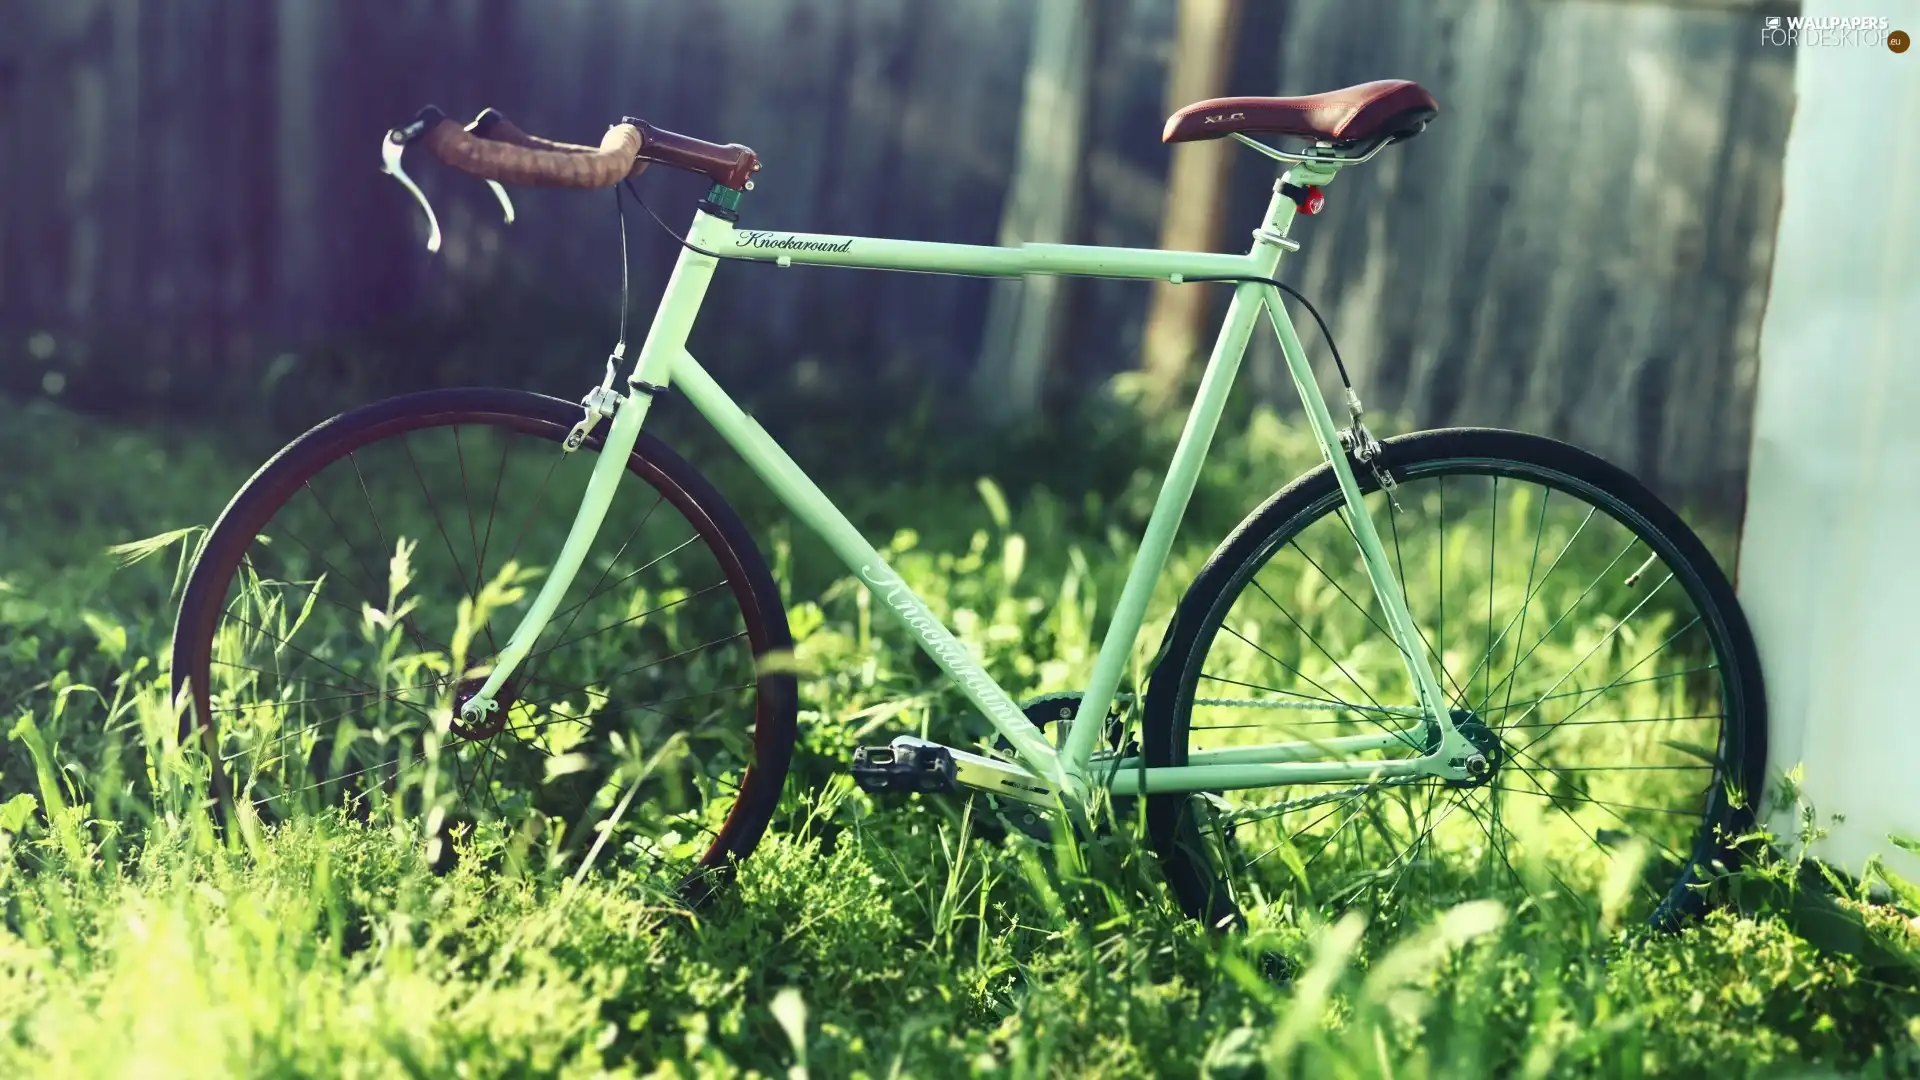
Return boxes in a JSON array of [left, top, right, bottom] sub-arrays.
[[1161, 453, 1753, 932], [174, 395, 785, 895]]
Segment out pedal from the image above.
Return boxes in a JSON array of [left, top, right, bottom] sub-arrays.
[[851, 743, 958, 795]]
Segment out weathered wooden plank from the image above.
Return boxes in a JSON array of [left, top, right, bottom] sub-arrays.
[[0, 0, 1790, 509], [971, 0, 1098, 423], [1138, 0, 1243, 408]]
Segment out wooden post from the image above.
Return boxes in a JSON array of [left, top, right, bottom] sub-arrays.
[[1139, 0, 1243, 412], [968, 0, 1096, 425]]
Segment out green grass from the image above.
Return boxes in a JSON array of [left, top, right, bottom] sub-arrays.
[[3, 392, 1920, 1078]]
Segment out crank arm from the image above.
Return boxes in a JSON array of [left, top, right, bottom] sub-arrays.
[[890, 736, 1059, 807]]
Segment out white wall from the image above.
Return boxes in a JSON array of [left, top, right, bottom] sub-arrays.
[[1740, 3, 1920, 876]]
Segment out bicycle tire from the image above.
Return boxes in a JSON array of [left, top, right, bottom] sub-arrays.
[[170, 387, 798, 904], [1142, 427, 1766, 933]]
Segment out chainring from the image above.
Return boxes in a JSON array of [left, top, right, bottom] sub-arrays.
[[976, 692, 1134, 843]]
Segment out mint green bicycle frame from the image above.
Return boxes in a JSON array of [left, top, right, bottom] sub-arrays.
[[458, 157, 1476, 809]]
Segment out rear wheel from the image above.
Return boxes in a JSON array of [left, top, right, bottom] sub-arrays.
[[170, 388, 797, 903], [1143, 428, 1765, 934]]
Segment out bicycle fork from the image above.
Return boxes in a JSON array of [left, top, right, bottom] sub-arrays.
[[453, 208, 729, 728]]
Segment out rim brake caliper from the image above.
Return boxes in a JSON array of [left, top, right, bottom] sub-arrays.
[[564, 344, 628, 452], [1337, 388, 1401, 513]]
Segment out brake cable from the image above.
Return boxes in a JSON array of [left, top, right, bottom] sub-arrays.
[[560, 184, 636, 451]]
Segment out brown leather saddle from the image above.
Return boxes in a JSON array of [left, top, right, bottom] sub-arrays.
[[1163, 79, 1437, 148]]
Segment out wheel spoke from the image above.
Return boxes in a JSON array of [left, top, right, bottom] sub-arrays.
[[1453, 493, 1578, 709], [283, 488, 450, 662], [539, 533, 704, 633], [1153, 447, 1747, 933], [1474, 532, 1642, 714], [524, 578, 730, 662], [1242, 580, 1423, 752], [1461, 785, 1592, 914], [1375, 504, 1472, 708], [472, 431, 513, 596], [507, 682, 758, 734], [1484, 476, 1497, 706], [401, 435, 475, 605], [214, 611, 439, 725], [1482, 783, 1701, 818], [222, 561, 457, 666], [1500, 744, 1689, 866], [500, 451, 567, 574], [521, 495, 669, 688], [179, 404, 784, 892], [1475, 666, 1718, 717], [1506, 611, 1702, 761]]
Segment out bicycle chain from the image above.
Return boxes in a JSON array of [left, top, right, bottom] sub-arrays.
[[1212, 774, 1425, 831], [1033, 691, 1418, 717]]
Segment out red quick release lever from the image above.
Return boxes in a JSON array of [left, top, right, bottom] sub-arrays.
[[1281, 181, 1325, 216]]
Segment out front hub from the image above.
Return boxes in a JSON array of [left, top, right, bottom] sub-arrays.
[[450, 675, 520, 741]]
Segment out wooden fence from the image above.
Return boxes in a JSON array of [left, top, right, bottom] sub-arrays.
[[0, 0, 1792, 511]]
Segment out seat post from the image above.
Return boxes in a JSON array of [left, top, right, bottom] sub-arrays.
[[1253, 158, 1343, 251]]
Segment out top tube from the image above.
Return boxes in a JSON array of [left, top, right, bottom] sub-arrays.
[[708, 221, 1295, 281]]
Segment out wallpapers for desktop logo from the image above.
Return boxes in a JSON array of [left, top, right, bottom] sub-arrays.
[[1760, 14, 1908, 52]]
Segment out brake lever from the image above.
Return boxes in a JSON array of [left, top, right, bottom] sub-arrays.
[[485, 178, 516, 225], [381, 131, 443, 253], [380, 107, 519, 254], [460, 114, 518, 225]]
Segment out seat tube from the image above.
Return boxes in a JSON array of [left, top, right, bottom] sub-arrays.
[[1056, 188, 1300, 775]]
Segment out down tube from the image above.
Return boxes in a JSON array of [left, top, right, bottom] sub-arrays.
[[1058, 281, 1270, 770], [666, 350, 1075, 797]]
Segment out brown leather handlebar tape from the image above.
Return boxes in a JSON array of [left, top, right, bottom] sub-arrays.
[[421, 117, 641, 188], [465, 109, 650, 179], [631, 119, 760, 190]]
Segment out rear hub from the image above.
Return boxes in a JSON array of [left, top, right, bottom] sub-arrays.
[[1425, 709, 1503, 788]]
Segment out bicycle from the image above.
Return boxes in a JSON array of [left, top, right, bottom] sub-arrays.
[[170, 79, 1765, 932]]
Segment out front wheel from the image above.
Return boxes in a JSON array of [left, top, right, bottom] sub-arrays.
[[1142, 428, 1766, 935], [170, 388, 798, 904]]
